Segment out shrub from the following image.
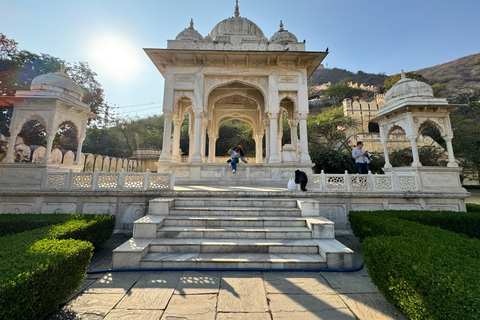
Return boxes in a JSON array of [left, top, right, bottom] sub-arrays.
[[0, 214, 71, 237], [467, 203, 480, 212], [0, 214, 115, 319], [350, 210, 480, 319]]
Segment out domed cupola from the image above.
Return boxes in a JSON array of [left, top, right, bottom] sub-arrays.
[[269, 20, 298, 43], [175, 19, 204, 41], [384, 70, 433, 105], [208, 0, 267, 42], [30, 65, 83, 101]]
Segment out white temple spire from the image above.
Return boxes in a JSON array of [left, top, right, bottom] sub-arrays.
[[234, 0, 240, 17]]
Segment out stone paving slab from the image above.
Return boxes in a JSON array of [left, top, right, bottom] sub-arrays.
[[116, 271, 181, 310], [321, 271, 380, 294], [263, 271, 335, 295], [217, 271, 269, 313], [175, 271, 221, 295], [340, 293, 409, 320], [216, 312, 272, 320], [84, 271, 144, 294], [48, 293, 125, 319], [272, 309, 356, 320], [268, 293, 350, 313], [162, 294, 217, 320], [103, 309, 164, 320]]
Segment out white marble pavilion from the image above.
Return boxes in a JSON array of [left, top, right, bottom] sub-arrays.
[[147, 2, 327, 184]]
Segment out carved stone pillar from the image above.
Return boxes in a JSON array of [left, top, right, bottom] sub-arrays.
[[444, 136, 458, 167], [172, 119, 183, 162], [2, 129, 20, 163], [159, 112, 173, 162], [409, 136, 422, 167], [269, 113, 281, 163], [277, 115, 283, 162], [379, 125, 392, 168], [208, 133, 217, 163], [42, 130, 56, 164], [201, 118, 208, 161], [255, 133, 264, 163], [264, 121, 270, 163], [74, 134, 86, 165], [298, 113, 311, 163], [190, 111, 203, 163], [288, 119, 299, 161]]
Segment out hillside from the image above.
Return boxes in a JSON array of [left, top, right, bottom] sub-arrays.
[[309, 67, 387, 86], [415, 52, 480, 97]]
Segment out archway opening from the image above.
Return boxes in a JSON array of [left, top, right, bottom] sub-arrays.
[[217, 119, 255, 161], [54, 121, 78, 151]]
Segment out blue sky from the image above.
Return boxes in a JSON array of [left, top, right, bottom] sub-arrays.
[[3, 0, 479, 118]]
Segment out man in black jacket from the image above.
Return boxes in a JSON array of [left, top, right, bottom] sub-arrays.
[[295, 170, 308, 192]]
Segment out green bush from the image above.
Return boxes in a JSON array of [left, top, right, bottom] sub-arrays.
[[467, 203, 480, 212], [0, 214, 71, 237], [0, 214, 115, 248], [349, 210, 480, 319], [364, 233, 480, 320], [0, 214, 115, 320]]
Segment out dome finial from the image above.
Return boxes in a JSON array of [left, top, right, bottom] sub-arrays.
[[279, 20, 284, 31], [234, 0, 240, 17], [59, 62, 66, 74], [189, 18, 194, 30], [401, 69, 406, 79]]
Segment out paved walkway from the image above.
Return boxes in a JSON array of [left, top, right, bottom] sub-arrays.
[[47, 235, 407, 320]]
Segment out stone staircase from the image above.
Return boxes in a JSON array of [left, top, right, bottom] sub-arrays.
[[112, 198, 353, 269]]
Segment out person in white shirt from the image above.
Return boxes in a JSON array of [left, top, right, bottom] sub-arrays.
[[352, 141, 370, 174]]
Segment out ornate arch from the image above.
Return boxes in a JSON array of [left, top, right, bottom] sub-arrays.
[[417, 118, 446, 137], [14, 114, 47, 133], [204, 77, 268, 108], [216, 113, 256, 136]]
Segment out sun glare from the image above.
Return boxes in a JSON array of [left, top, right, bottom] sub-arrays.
[[90, 35, 141, 80]]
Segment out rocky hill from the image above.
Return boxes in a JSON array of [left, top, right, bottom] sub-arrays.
[[415, 52, 480, 97]]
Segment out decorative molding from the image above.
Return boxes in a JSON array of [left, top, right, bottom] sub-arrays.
[[204, 76, 268, 107], [174, 74, 195, 82], [278, 75, 298, 83]]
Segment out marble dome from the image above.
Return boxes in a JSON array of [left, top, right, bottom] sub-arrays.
[[30, 67, 83, 101], [384, 71, 433, 104], [208, 1, 266, 41], [269, 21, 298, 43], [176, 19, 204, 41]]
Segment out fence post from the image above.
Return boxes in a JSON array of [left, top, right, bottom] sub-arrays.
[[345, 170, 351, 191], [170, 169, 175, 190], [144, 169, 150, 191], [368, 171, 374, 191], [119, 168, 125, 190], [320, 170, 326, 191], [92, 169, 99, 191], [66, 169, 73, 191]]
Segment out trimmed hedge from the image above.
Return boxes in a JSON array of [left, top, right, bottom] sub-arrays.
[[0, 214, 115, 320], [0, 214, 71, 237], [349, 210, 480, 320], [467, 203, 480, 213], [0, 214, 115, 249]]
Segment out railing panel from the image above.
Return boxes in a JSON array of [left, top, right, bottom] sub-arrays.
[[46, 173, 68, 190], [123, 173, 144, 189], [97, 173, 119, 189], [71, 173, 93, 189], [148, 173, 171, 190]]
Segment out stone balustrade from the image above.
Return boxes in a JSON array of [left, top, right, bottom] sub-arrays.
[[307, 170, 418, 192], [44, 169, 174, 191]]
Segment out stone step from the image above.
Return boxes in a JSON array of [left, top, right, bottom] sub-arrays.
[[156, 226, 313, 239], [161, 216, 307, 227], [148, 238, 320, 254], [169, 207, 302, 217], [172, 198, 299, 208], [140, 252, 327, 269]]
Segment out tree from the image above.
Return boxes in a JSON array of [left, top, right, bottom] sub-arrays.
[[0, 33, 112, 147], [382, 72, 429, 93], [307, 105, 356, 149], [449, 88, 480, 182]]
